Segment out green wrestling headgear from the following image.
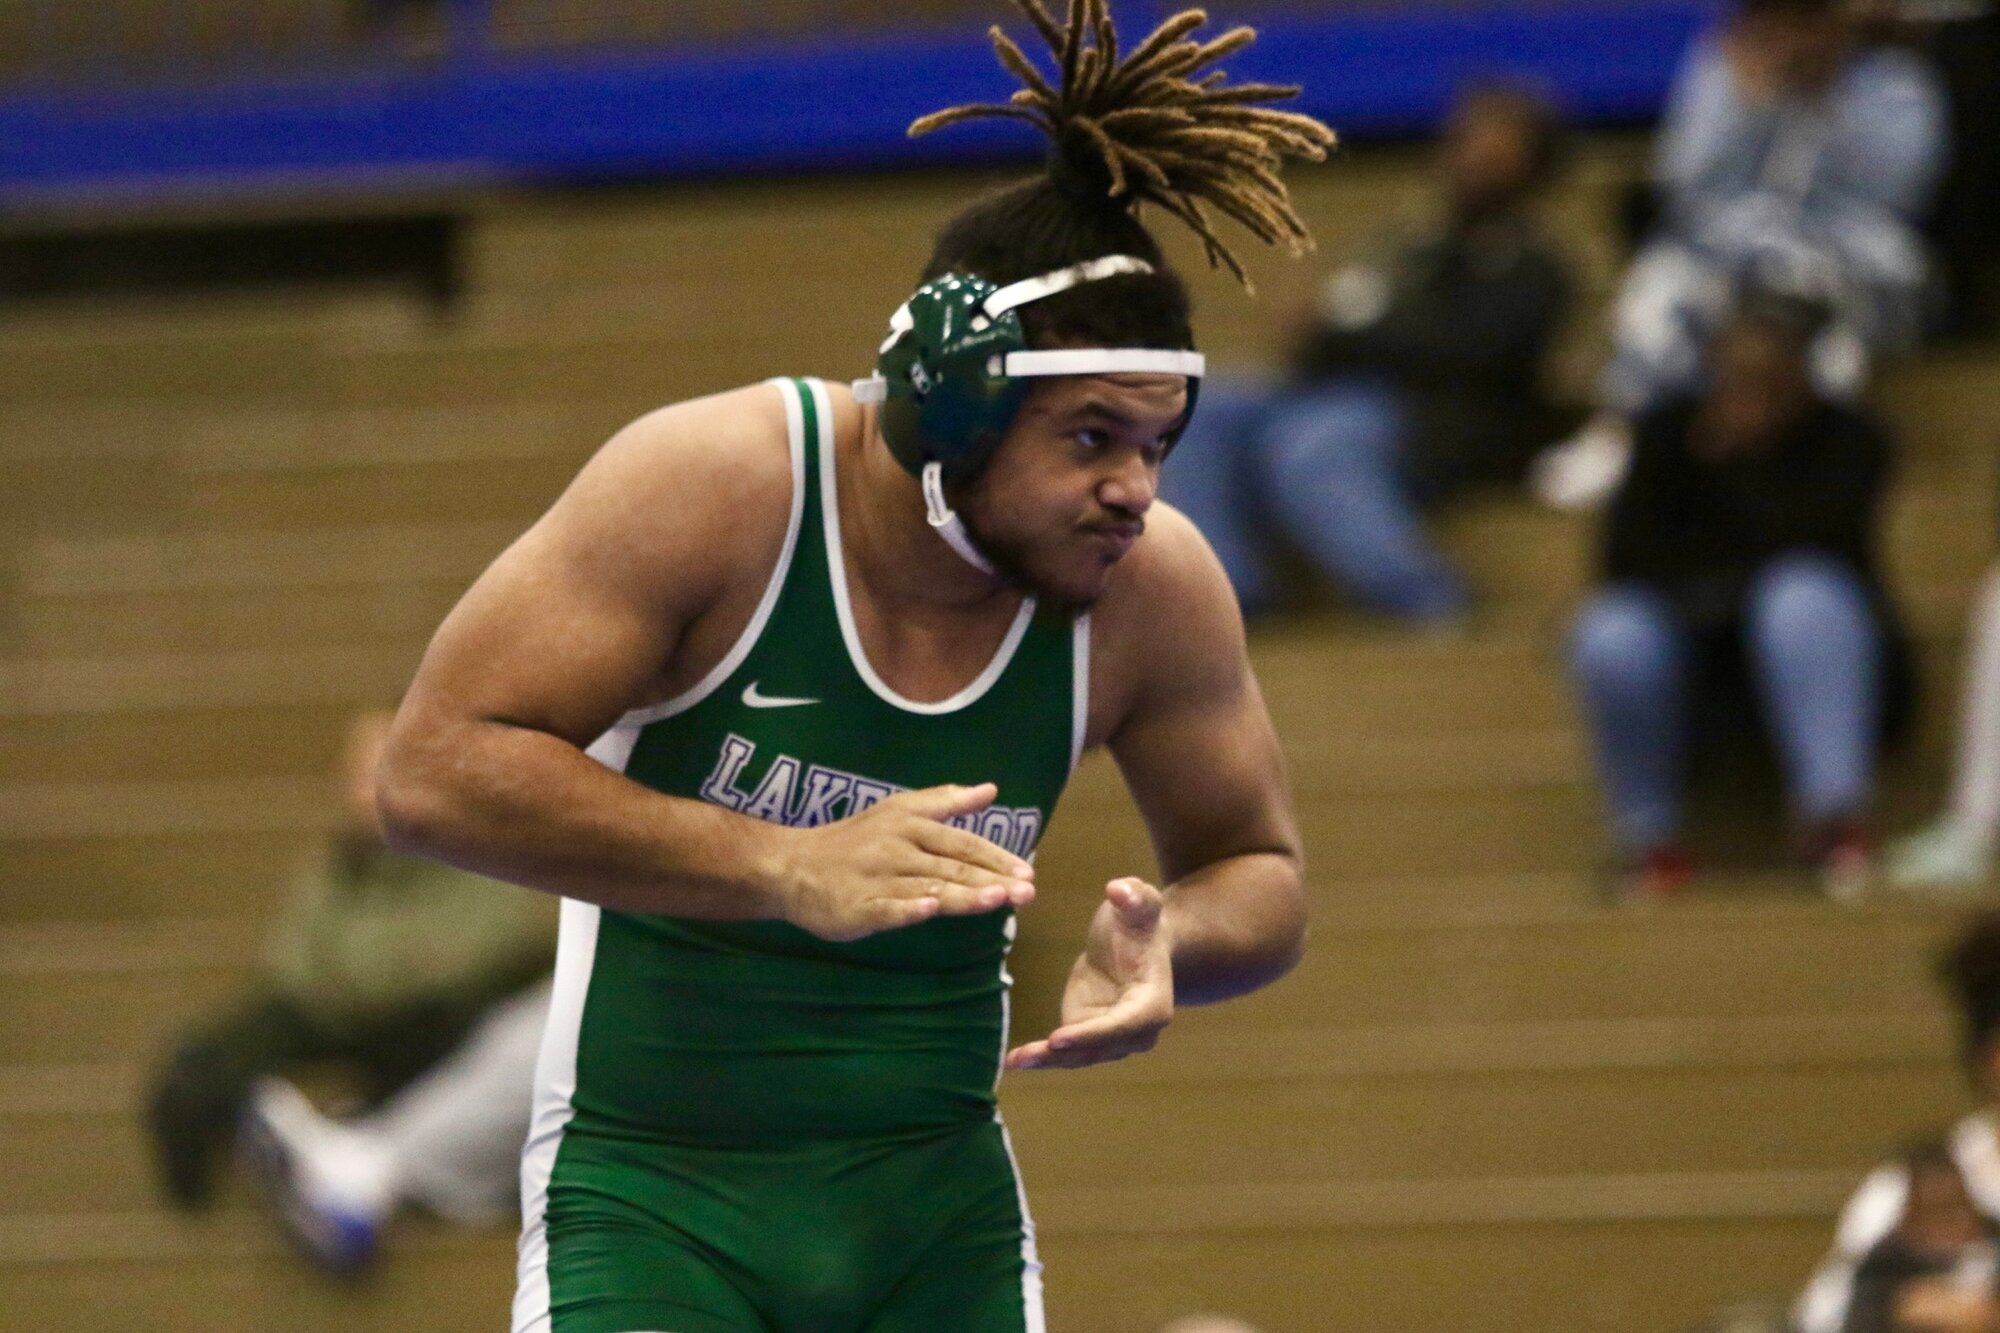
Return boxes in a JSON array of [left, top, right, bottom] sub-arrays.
[[851, 255, 1205, 574]]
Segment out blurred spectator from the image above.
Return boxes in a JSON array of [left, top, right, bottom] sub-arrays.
[[143, 712, 554, 1224], [1794, 913, 2000, 1332], [1535, 0, 1948, 509], [1896, 0, 2000, 339], [1163, 82, 1573, 622], [1566, 292, 1905, 901], [238, 978, 549, 1272], [1890, 562, 2000, 894]]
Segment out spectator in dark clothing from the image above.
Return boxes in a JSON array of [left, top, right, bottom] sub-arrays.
[[1162, 82, 1572, 621], [1567, 292, 1903, 901]]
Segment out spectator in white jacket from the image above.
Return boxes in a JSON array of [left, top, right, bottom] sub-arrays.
[[1536, 0, 1948, 509]]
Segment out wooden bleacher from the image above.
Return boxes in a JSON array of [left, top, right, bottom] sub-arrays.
[[2, 138, 1999, 1331]]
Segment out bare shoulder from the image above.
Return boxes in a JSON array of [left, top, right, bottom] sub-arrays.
[[535, 381, 796, 609], [1084, 501, 1249, 749]]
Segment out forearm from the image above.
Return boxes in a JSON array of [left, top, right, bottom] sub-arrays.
[[378, 716, 787, 919], [1161, 850, 1307, 1005]]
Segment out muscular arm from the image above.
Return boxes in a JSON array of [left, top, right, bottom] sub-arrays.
[[1104, 509, 1308, 1005], [377, 389, 795, 916], [378, 386, 1031, 936], [1007, 511, 1304, 1070]]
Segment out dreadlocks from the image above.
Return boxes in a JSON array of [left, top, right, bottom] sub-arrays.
[[912, 0, 1336, 286]]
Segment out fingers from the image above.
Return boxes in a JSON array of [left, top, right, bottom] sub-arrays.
[[917, 818, 1034, 881], [862, 893, 941, 937], [906, 853, 1035, 914], [1042, 999, 1168, 1057], [1106, 876, 1162, 930], [894, 782, 999, 822], [910, 825, 1034, 908], [1005, 989, 1171, 1071], [1005, 1023, 1162, 1071]]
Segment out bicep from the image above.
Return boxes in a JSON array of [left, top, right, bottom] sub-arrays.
[[1105, 543, 1300, 884], [395, 411, 733, 751], [398, 520, 685, 749]]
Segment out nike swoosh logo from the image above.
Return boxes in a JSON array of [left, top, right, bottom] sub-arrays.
[[742, 682, 820, 709]]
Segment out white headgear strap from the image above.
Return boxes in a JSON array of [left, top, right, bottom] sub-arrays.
[[856, 254, 1204, 577], [921, 461, 997, 576]]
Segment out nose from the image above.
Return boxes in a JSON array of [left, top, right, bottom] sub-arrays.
[[1097, 450, 1158, 518]]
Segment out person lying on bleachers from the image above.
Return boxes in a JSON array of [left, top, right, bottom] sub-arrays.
[[1535, 0, 1947, 510], [143, 710, 553, 1267], [1566, 290, 1907, 902], [237, 977, 549, 1274], [1161, 81, 1573, 624]]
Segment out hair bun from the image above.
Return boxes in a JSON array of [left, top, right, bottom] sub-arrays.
[[907, 0, 1336, 287], [1047, 123, 1130, 211]]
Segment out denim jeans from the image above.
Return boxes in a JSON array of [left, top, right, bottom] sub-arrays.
[[1162, 376, 1468, 620], [1567, 554, 1882, 853]]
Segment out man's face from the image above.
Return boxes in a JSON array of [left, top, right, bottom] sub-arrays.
[[953, 371, 1189, 609], [1702, 321, 1816, 456], [1738, 6, 1850, 93], [1440, 96, 1541, 216]]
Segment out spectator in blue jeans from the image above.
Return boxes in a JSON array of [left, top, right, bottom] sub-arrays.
[[1164, 82, 1573, 621], [1568, 291, 1905, 902]]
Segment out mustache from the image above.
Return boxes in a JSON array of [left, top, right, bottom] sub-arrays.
[[1081, 516, 1146, 539]]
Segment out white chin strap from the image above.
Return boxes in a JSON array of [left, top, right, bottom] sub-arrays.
[[920, 461, 997, 576], [851, 254, 1208, 577]]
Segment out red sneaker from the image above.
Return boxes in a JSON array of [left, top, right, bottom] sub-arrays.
[[1807, 820, 1873, 905], [1616, 844, 1692, 904]]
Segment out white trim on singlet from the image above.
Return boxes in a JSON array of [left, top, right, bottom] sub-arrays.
[[990, 916, 1048, 1332], [616, 378, 811, 732], [507, 375, 808, 1327], [1069, 612, 1091, 775], [812, 376, 1037, 717], [511, 892, 604, 1333], [1000, 1113, 1049, 1332]]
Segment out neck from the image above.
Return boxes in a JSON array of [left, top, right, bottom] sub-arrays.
[[838, 398, 1016, 614]]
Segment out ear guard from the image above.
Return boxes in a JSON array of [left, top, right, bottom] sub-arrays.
[[852, 255, 1204, 574]]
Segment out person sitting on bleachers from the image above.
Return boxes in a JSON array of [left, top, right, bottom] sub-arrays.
[[1534, 0, 1947, 510], [1794, 913, 2000, 1333], [1566, 289, 1905, 902], [143, 711, 554, 1251], [1162, 81, 1573, 623]]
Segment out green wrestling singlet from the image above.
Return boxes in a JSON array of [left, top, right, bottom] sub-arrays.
[[514, 377, 1085, 1333]]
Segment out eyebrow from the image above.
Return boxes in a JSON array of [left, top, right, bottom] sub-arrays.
[[1055, 398, 1141, 427]]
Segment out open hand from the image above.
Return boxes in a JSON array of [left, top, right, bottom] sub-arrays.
[[774, 783, 1035, 942], [1005, 877, 1172, 1071]]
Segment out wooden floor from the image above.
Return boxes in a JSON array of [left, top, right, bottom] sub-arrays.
[[3, 142, 2000, 1331]]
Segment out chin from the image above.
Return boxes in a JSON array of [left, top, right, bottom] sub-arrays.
[[964, 520, 1123, 612], [1029, 556, 1120, 611], [983, 551, 1106, 612]]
